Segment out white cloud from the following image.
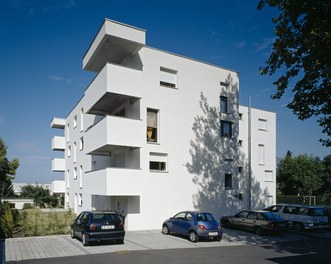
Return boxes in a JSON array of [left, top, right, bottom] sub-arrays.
[[251, 37, 276, 54], [49, 75, 64, 81], [235, 41, 246, 48]]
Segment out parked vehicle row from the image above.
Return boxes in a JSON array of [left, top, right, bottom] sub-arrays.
[[70, 204, 330, 246]]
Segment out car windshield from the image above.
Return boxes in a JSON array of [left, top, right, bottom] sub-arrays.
[[197, 213, 216, 222], [92, 213, 120, 223], [262, 212, 283, 220]]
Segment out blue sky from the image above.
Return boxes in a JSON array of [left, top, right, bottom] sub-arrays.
[[1, 0, 329, 184]]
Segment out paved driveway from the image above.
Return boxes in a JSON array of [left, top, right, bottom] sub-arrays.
[[5, 229, 324, 262]]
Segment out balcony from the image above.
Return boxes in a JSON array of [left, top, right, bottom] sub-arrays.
[[83, 19, 145, 72], [85, 116, 143, 155], [85, 63, 142, 115], [52, 158, 65, 172], [52, 136, 65, 151], [51, 117, 65, 129], [84, 168, 142, 196]]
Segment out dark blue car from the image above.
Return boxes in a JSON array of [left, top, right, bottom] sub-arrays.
[[162, 211, 223, 242]]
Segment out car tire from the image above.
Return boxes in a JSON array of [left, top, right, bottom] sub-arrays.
[[82, 233, 89, 246], [293, 222, 304, 232], [213, 236, 221, 242], [189, 231, 199, 243], [162, 224, 170, 235], [254, 226, 263, 236]]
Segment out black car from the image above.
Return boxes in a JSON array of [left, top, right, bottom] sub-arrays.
[[71, 211, 125, 246], [221, 210, 289, 235]]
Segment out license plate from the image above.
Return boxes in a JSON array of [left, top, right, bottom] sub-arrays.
[[101, 225, 115, 230], [209, 232, 218, 236]]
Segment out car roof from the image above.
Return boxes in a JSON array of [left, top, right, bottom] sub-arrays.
[[274, 204, 325, 208], [82, 211, 118, 214]]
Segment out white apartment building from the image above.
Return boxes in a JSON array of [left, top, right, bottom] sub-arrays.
[[51, 19, 276, 231]]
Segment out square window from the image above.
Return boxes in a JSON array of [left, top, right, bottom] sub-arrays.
[[221, 121, 232, 137], [258, 118, 267, 131], [160, 67, 177, 88], [149, 152, 167, 171]]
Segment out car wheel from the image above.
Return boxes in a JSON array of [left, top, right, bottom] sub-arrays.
[[213, 236, 221, 242], [293, 222, 304, 232], [162, 224, 170, 235], [254, 226, 263, 236], [82, 233, 89, 246], [189, 231, 199, 243]]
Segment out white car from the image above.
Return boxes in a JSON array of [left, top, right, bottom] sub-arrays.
[[264, 204, 329, 231]]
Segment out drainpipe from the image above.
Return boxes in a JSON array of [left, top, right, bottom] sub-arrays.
[[248, 98, 252, 210]]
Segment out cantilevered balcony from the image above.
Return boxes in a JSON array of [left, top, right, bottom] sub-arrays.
[[84, 168, 142, 196], [85, 115, 143, 155], [51, 136, 65, 151], [85, 63, 142, 115], [51, 117, 65, 129], [83, 19, 145, 73], [52, 158, 65, 172]]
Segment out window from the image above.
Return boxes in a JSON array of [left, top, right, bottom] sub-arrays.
[[239, 113, 243, 120], [265, 170, 273, 181], [80, 108, 84, 132], [79, 165, 83, 188], [73, 142, 76, 163], [225, 173, 232, 189], [220, 121, 232, 137], [149, 152, 168, 171], [239, 140, 243, 147], [73, 115, 77, 128], [74, 167, 77, 179], [258, 118, 267, 131], [68, 145, 71, 157], [220, 81, 229, 87], [80, 137, 84, 150], [160, 67, 177, 88], [66, 170, 70, 188], [220, 96, 228, 113], [66, 124, 70, 142], [239, 167, 243, 173], [258, 144, 265, 165], [147, 109, 158, 142], [78, 193, 83, 206]]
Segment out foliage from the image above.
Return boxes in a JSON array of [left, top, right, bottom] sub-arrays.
[[0, 137, 19, 197], [20, 184, 58, 208], [277, 151, 324, 196], [257, 0, 331, 146], [18, 208, 75, 237], [321, 155, 331, 204], [0, 201, 18, 237]]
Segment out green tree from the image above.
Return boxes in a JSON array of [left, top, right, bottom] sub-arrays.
[[257, 0, 331, 146], [20, 184, 53, 208], [0, 137, 19, 198], [321, 155, 331, 204], [277, 152, 324, 196]]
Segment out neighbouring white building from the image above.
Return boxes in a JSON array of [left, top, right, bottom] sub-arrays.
[[51, 19, 276, 231]]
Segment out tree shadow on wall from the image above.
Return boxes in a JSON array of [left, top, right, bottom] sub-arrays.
[[185, 77, 269, 217]]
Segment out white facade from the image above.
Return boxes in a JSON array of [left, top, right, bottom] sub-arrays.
[[51, 19, 276, 231]]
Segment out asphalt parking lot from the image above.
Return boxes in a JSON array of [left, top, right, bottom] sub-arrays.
[[6, 229, 330, 262]]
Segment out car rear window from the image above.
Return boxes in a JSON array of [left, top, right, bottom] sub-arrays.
[[197, 213, 216, 222], [92, 213, 120, 223]]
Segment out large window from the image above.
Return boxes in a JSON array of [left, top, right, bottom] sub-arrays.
[[160, 67, 177, 88], [220, 96, 228, 113], [220, 121, 232, 137], [147, 109, 158, 142], [225, 174, 232, 189]]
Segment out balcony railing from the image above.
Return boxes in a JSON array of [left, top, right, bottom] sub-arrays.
[[52, 158, 65, 172], [84, 63, 142, 115], [84, 167, 142, 196], [51, 136, 65, 151], [85, 115, 143, 155]]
